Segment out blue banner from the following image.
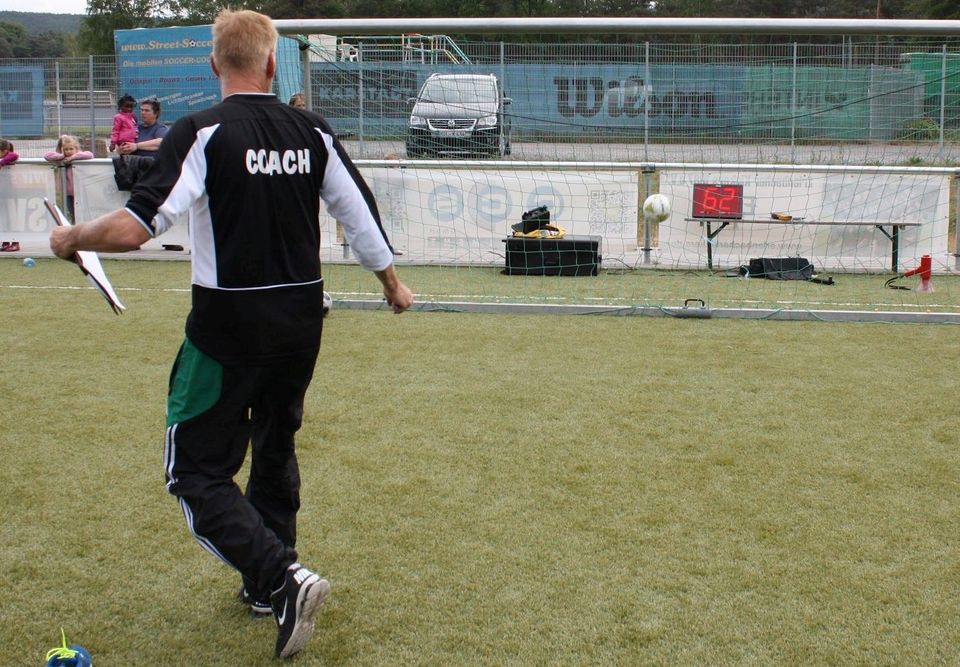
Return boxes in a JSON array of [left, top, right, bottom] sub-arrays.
[[115, 26, 302, 123], [0, 66, 44, 136], [310, 62, 744, 137]]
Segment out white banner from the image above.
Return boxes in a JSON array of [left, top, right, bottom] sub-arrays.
[[73, 163, 642, 265], [11, 161, 947, 273], [0, 163, 57, 238], [324, 167, 641, 265]]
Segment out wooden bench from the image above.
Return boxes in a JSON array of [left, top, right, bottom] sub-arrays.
[[60, 90, 116, 108]]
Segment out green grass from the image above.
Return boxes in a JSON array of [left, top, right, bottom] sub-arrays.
[[7, 254, 960, 315], [2, 258, 960, 664], [325, 262, 960, 315]]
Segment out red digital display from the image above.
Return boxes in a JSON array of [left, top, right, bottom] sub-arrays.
[[692, 183, 744, 219]]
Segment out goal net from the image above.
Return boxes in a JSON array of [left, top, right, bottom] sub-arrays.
[[273, 19, 960, 321]]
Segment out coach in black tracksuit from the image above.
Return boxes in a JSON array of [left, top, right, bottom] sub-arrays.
[[50, 9, 414, 659], [136, 94, 379, 603]]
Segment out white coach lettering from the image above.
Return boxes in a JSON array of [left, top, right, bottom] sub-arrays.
[[246, 148, 312, 175], [267, 151, 282, 174], [282, 150, 297, 174]]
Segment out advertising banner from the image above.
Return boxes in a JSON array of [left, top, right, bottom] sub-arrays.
[[0, 66, 44, 136], [115, 26, 302, 123], [0, 164, 57, 238]]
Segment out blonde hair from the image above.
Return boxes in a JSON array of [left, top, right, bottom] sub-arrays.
[[57, 134, 80, 152], [212, 9, 277, 74]]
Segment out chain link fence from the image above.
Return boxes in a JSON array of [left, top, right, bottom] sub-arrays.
[[2, 35, 959, 163]]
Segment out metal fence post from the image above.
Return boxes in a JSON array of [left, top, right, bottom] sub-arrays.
[[644, 42, 650, 163], [54, 61, 62, 136], [939, 44, 947, 153], [500, 40, 505, 94], [791, 42, 797, 159], [88, 55, 95, 153], [358, 44, 365, 150], [641, 166, 655, 265]]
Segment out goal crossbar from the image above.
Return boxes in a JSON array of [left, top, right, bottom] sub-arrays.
[[274, 17, 960, 37]]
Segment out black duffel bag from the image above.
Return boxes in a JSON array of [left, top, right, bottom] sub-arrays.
[[747, 257, 814, 281]]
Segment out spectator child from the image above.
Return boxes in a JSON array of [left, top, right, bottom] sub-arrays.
[[110, 95, 138, 152], [0, 139, 18, 167], [0, 138, 20, 249], [45, 134, 94, 220]]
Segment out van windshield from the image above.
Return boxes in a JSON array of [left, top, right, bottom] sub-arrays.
[[420, 78, 496, 104]]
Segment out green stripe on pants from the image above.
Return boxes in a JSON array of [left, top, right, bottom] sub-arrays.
[[167, 338, 223, 426]]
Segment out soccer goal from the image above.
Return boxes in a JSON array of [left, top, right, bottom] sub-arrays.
[[274, 17, 960, 322]]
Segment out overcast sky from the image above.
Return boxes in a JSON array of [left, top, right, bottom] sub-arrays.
[[0, 0, 86, 14]]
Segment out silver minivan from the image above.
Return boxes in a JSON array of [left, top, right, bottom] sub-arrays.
[[406, 73, 512, 158]]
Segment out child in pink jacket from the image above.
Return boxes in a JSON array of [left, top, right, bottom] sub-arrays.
[[0, 138, 18, 167], [1, 138, 20, 250], [110, 95, 138, 152], [45, 134, 94, 220]]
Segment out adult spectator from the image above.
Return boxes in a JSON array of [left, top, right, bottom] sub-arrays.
[[288, 92, 306, 108], [119, 97, 169, 158], [49, 8, 413, 660]]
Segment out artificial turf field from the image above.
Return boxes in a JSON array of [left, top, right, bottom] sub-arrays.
[[2, 257, 958, 665]]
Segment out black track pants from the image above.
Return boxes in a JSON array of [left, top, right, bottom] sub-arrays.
[[163, 338, 320, 601]]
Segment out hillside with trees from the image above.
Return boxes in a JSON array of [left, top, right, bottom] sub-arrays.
[[0, 21, 78, 57], [0, 11, 81, 57], [0, 10, 82, 34]]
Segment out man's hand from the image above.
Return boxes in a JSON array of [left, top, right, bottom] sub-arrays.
[[117, 142, 138, 155], [375, 265, 414, 314], [384, 281, 414, 314], [50, 225, 77, 260]]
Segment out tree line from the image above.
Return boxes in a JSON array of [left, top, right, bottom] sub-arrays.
[[0, 19, 75, 57], [1, 0, 957, 58]]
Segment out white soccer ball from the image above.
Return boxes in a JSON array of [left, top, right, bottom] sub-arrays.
[[322, 290, 332, 316], [643, 193, 672, 222]]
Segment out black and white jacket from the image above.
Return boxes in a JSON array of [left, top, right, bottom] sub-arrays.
[[125, 93, 394, 363]]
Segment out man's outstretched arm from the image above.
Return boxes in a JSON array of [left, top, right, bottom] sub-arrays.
[[50, 209, 152, 259]]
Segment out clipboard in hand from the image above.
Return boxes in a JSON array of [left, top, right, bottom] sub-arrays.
[[44, 198, 126, 315]]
